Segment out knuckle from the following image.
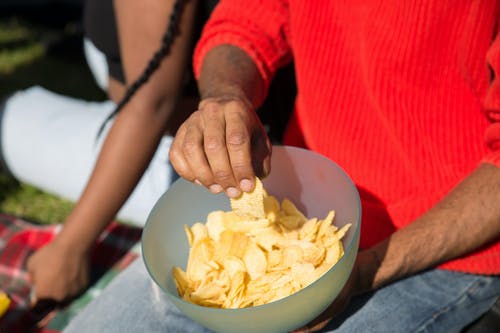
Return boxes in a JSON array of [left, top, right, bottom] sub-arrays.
[[168, 147, 178, 162], [182, 138, 199, 155], [168, 147, 185, 165], [227, 131, 248, 147], [169, 153, 193, 181], [213, 170, 234, 184], [168, 145, 182, 160], [228, 104, 250, 117], [203, 104, 221, 117], [231, 162, 251, 174], [189, 110, 202, 122], [198, 99, 216, 110], [204, 136, 224, 152]]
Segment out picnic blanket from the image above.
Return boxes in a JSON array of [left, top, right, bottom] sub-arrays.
[[0, 213, 142, 333]]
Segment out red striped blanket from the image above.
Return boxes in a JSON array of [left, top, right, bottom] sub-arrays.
[[0, 213, 141, 333]]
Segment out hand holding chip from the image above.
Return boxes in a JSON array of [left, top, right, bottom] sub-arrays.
[[169, 97, 272, 198]]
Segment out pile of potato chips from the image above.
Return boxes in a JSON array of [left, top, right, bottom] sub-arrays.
[[172, 178, 350, 308]]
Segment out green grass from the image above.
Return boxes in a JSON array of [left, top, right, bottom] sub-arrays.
[[0, 43, 44, 74], [0, 20, 33, 43], [0, 18, 45, 74], [0, 173, 74, 224], [0, 10, 104, 225]]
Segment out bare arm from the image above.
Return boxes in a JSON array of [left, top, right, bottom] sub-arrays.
[[198, 45, 267, 107], [360, 163, 500, 291], [301, 163, 500, 332], [170, 45, 271, 198], [57, 0, 198, 251], [28, 0, 198, 302]]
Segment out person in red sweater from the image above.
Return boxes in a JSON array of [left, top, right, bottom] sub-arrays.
[[62, 1, 500, 332]]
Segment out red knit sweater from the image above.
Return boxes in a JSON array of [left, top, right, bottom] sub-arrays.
[[194, 1, 500, 274]]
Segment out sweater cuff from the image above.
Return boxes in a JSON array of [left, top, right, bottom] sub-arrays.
[[481, 153, 500, 167], [481, 120, 500, 167]]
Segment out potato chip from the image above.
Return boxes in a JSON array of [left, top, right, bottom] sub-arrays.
[[243, 242, 267, 280], [221, 256, 246, 276], [205, 211, 226, 241], [0, 292, 11, 319], [282, 245, 304, 267], [264, 195, 280, 222], [183, 224, 194, 247], [299, 218, 319, 241], [230, 178, 266, 219], [172, 177, 350, 309], [247, 225, 282, 252], [190, 222, 209, 244], [267, 249, 284, 269], [227, 218, 270, 233], [281, 198, 307, 224], [214, 230, 250, 261], [291, 262, 316, 287], [186, 238, 215, 282], [173, 266, 191, 295]]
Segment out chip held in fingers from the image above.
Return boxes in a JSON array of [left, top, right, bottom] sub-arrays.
[[172, 177, 350, 309], [230, 178, 266, 219]]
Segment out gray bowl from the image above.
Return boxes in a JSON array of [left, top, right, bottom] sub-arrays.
[[142, 145, 361, 333]]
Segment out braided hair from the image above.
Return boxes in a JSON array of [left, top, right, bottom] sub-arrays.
[[96, 0, 185, 139]]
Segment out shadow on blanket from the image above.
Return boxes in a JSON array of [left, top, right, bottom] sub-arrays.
[[0, 213, 142, 333]]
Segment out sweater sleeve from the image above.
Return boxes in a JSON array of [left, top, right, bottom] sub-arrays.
[[193, 0, 292, 93], [483, 27, 500, 167]]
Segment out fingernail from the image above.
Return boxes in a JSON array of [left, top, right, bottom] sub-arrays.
[[209, 184, 223, 194], [226, 187, 241, 198], [194, 179, 202, 186], [240, 179, 253, 192]]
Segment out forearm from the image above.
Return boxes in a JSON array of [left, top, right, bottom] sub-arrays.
[[56, 100, 172, 252], [114, 0, 197, 116], [198, 45, 266, 108], [359, 163, 500, 292], [54, 0, 198, 251]]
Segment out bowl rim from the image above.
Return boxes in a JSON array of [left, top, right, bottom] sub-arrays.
[[141, 145, 362, 312]]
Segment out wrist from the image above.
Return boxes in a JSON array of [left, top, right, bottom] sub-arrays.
[[55, 220, 97, 256], [352, 248, 382, 295], [54, 206, 113, 255], [199, 94, 254, 111], [199, 44, 266, 108], [51, 234, 92, 257]]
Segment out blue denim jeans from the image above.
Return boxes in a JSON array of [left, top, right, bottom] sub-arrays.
[[63, 257, 500, 333]]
